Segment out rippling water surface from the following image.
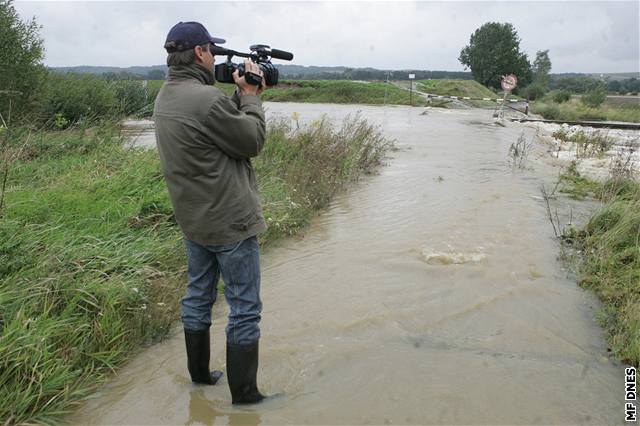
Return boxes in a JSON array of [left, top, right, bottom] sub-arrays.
[[72, 103, 624, 425]]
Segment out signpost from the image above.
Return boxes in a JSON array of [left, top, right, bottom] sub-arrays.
[[501, 74, 518, 92], [409, 73, 415, 106], [496, 74, 518, 120]]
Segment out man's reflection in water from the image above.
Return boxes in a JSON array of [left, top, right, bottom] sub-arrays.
[[187, 389, 261, 426]]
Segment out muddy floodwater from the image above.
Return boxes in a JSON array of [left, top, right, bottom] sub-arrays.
[[72, 104, 625, 425]]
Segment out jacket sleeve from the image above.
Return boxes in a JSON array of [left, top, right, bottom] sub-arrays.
[[205, 94, 266, 159]]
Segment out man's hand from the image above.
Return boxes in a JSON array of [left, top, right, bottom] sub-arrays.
[[233, 59, 267, 96]]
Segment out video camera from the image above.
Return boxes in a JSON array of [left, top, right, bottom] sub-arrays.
[[211, 45, 293, 87]]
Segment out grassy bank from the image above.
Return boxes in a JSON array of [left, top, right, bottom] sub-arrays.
[[0, 116, 391, 424], [415, 79, 503, 108], [559, 170, 640, 366], [533, 98, 640, 123], [147, 79, 423, 108], [260, 80, 426, 106], [417, 79, 496, 99]]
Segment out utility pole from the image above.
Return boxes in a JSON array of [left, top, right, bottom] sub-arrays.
[[409, 73, 415, 106], [384, 71, 389, 106]]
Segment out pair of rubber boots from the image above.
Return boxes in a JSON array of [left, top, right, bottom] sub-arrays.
[[184, 328, 265, 405]]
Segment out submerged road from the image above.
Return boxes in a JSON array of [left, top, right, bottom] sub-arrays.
[[72, 104, 625, 425]]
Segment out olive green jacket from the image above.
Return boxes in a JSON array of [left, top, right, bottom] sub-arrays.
[[153, 64, 267, 245]]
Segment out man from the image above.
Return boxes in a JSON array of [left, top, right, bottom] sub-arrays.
[[153, 21, 268, 405]]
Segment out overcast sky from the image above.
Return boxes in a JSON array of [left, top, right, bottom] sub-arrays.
[[13, 0, 640, 73]]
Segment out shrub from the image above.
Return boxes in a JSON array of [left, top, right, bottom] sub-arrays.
[[39, 74, 118, 127], [581, 86, 607, 108], [536, 103, 561, 120], [112, 80, 148, 115], [552, 90, 571, 103], [552, 129, 614, 158], [36, 75, 153, 126], [0, 0, 46, 121], [520, 82, 547, 101]]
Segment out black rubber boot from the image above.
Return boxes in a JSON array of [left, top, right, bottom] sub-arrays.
[[226, 341, 265, 404], [184, 328, 224, 385]]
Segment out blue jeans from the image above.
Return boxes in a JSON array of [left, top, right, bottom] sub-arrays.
[[182, 236, 262, 345]]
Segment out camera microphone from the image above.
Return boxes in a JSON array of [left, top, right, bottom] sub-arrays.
[[270, 49, 294, 61], [211, 46, 233, 56]]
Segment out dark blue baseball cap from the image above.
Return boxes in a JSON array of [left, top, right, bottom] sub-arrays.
[[164, 21, 225, 52]]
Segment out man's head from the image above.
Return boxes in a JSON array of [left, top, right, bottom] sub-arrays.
[[164, 21, 225, 68]]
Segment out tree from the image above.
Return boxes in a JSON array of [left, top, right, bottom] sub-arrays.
[[532, 50, 552, 88], [581, 85, 606, 108], [459, 22, 532, 91], [0, 0, 46, 121]]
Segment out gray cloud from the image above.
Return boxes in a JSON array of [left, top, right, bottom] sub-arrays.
[[13, 1, 640, 73]]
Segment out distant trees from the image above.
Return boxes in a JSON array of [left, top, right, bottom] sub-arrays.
[[548, 76, 640, 95], [146, 69, 166, 80], [520, 50, 552, 100], [0, 0, 46, 120], [102, 71, 145, 81], [277, 68, 473, 81], [458, 22, 532, 91], [532, 50, 552, 89], [607, 78, 639, 94]]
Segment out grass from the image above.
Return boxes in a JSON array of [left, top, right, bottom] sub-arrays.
[[417, 79, 496, 99], [557, 167, 640, 366], [0, 115, 391, 424], [577, 181, 640, 366], [260, 80, 426, 106], [532, 98, 640, 123], [552, 129, 615, 159], [146, 79, 424, 113], [558, 163, 604, 200], [416, 79, 500, 108]]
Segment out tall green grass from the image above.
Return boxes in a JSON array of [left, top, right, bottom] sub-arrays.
[[578, 181, 640, 366], [533, 98, 640, 123], [559, 170, 640, 365], [0, 116, 391, 424]]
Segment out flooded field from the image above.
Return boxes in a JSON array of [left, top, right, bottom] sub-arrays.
[[72, 104, 625, 425]]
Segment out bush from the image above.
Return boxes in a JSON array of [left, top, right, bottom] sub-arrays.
[[581, 86, 607, 108], [112, 80, 148, 115], [520, 82, 547, 100], [37, 74, 153, 127], [39, 74, 118, 127], [536, 103, 561, 119], [552, 90, 571, 103], [0, 0, 46, 121]]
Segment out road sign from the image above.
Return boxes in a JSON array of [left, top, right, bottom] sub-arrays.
[[409, 74, 415, 79], [501, 74, 518, 92]]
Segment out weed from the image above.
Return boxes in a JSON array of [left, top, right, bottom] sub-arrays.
[[552, 129, 614, 158], [608, 141, 638, 182], [508, 131, 534, 169]]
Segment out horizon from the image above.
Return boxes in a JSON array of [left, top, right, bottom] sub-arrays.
[[48, 64, 639, 77]]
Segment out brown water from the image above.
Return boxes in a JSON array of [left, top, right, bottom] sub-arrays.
[[72, 104, 624, 425]]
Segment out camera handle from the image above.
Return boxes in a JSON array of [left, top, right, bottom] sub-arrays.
[[244, 72, 263, 86], [224, 55, 262, 87]]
